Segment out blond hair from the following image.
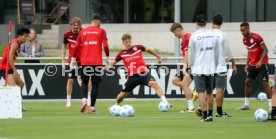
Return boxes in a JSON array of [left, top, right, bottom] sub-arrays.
[[121, 33, 132, 41], [70, 17, 82, 26]]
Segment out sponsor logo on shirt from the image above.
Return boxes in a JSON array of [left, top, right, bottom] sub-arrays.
[[250, 38, 254, 43], [197, 35, 215, 40], [83, 31, 99, 36], [84, 41, 98, 45], [133, 47, 137, 51]]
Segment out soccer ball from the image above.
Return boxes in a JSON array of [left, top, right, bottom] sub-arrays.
[[119, 105, 135, 117], [257, 92, 267, 101], [254, 108, 268, 122], [108, 104, 121, 116], [158, 101, 170, 112]]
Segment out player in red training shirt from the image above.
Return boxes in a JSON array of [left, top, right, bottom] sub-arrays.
[[170, 23, 195, 113], [239, 22, 272, 111], [62, 17, 92, 108], [103, 33, 170, 106], [0, 28, 30, 110], [71, 14, 110, 114]]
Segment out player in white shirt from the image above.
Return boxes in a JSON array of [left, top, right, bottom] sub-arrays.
[[188, 14, 220, 122], [211, 14, 237, 118]]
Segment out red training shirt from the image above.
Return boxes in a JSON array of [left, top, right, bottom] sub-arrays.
[[180, 33, 191, 57], [0, 39, 20, 71], [74, 26, 109, 65], [115, 45, 148, 76], [63, 28, 82, 63], [243, 32, 268, 66]]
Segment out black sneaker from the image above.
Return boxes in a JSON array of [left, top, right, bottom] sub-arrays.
[[196, 108, 202, 117], [22, 108, 27, 112], [216, 112, 232, 118], [267, 114, 276, 121], [201, 116, 213, 122]]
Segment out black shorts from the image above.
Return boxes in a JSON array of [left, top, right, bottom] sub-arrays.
[[65, 65, 79, 79], [80, 65, 103, 84], [194, 74, 215, 94], [122, 72, 155, 92], [214, 72, 227, 89], [175, 68, 193, 80], [0, 69, 14, 79], [247, 64, 269, 82]]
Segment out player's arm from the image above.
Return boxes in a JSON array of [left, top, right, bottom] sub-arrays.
[[9, 43, 20, 78], [146, 48, 162, 64], [61, 43, 67, 68], [244, 53, 249, 73], [188, 36, 195, 69], [102, 30, 110, 65], [257, 43, 268, 68], [224, 34, 237, 74]]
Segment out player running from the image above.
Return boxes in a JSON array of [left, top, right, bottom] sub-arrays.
[[62, 17, 92, 108], [211, 15, 237, 117], [170, 23, 195, 113], [71, 14, 110, 114], [0, 28, 30, 110], [238, 22, 272, 111], [103, 33, 170, 106]]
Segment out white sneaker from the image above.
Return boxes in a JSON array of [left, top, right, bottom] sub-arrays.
[[65, 103, 71, 108]]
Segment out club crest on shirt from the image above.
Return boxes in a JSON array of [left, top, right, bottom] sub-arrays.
[[250, 38, 254, 43], [133, 47, 137, 51]]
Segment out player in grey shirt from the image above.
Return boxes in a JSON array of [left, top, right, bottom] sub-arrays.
[[188, 14, 220, 122], [212, 15, 237, 118]]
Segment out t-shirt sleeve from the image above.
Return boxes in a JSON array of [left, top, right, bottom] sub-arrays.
[[63, 33, 68, 45], [254, 33, 265, 45], [115, 52, 122, 62], [136, 45, 146, 51]]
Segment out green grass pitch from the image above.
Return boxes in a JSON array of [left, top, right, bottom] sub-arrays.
[[0, 100, 275, 139]]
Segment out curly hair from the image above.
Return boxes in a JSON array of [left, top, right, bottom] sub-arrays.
[[70, 17, 82, 25]]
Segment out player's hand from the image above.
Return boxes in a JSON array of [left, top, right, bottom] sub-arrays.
[[186, 68, 192, 75], [70, 57, 77, 69], [244, 64, 248, 73], [106, 57, 111, 65], [157, 56, 162, 64], [77, 76, 82, 87], [256, 62, 262, 69], [13, 71, 20, 79], [182, 64, 189, 76], [232, 65, 238, 75]]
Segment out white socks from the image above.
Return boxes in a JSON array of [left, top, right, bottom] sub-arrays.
[[244, 97, 250, 106], [187, 99, 194, 110], [268, 99, 272, 109], [66, 95, 71, 104], [161, 96, 168, 103]]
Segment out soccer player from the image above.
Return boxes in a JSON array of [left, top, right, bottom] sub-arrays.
[[170, 23, 195, 112], [0, 28, 30, 108], [188, 14, 219, 122], [211, 15, 237, 117], [62, 17, 83, 108], [239, 22, 272, 110], [103, 33, 170, 106], [71, 14, 110, 114]]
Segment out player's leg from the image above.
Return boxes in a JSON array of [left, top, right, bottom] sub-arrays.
[[261, 65, 272, 111], [270, 87, 276, 120], [65, 79, 74, 108], [88, 76, 101, 114], [116, 91, 128, 104], [206, 75, 214, 120], [239, 65, 257, 110], [87, 78, 92, 106], [194, 75, 208, 121], [80, 67, 89, 113], [215, 73, 230, 117], [172, 75, 182, 88], [181, 75, 194, 112], [116, 76, 138, 105]]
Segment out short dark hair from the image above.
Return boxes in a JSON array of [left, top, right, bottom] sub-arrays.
[[240, 22, 249, 28], [92, 14, 103, 21], [170, 23, 183, 32], [195, 14, 207, 26], [16, 28, 30, 37], [212, 14, 223, 25], [121, 33, 132, 41]]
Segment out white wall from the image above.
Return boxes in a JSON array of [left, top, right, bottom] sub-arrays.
[[80, 22, 276, 57]]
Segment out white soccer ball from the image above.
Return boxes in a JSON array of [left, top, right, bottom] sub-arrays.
[[158, 101, 170, 112], [108, 104, 121, 116], [119, 105, 135, 117], [254, 108, 269, 122], [257, 92, 267, 101]]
